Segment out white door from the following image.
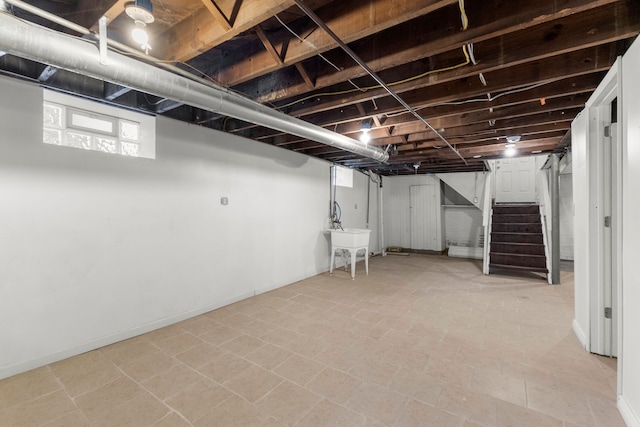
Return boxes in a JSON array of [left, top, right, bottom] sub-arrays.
[[494, 157, 537, 203], [410, 185, 437, 250], [593, 122, 619, 357]]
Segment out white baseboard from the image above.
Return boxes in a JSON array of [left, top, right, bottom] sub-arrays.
[[572, 319, 588, 351], [0, 291, 254, 381], [618, 395, 640, 427]]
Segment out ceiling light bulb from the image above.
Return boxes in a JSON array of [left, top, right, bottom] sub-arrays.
[[504, 147, 517, 157], [506, 135, 521, 143], [360, 132, 371, 143], [132, 21, 148, 46]]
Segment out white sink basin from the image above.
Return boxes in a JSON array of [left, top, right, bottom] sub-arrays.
[[327, 228, 371, 279]]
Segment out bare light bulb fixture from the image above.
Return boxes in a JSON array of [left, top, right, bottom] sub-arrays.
[[504, 147, 517, 157], [359, 119, 372, 143], [125, 0, 154, 53]]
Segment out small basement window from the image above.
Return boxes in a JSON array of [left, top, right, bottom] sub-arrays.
[[43, 89, 155, 159]]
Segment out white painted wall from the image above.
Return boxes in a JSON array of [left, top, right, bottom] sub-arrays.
[[559, 174, 574, 260], [436, 172, 486, 208], [620, 36, 640, 427], [443, 207, 482, 248], [383, 175, 443, 250], [0, 76, 375, 379], [571, 110, 590, 350]]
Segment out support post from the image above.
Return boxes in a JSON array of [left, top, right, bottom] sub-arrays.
[[550, 154, 561, 284]]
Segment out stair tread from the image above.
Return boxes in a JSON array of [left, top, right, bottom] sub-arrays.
[[489, 263, 548, 273], [491, 231, 543, 235], [491, 252, 545, 258], [491, 242, 544, 246]]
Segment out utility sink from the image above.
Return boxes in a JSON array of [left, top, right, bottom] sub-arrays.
[[327, 228, 371, 279]]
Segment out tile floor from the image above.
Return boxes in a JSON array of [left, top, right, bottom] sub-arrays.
[[0, 255, 625, 426]]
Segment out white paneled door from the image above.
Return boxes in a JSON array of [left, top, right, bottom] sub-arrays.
[[410, 185, 438, 250], [495, 157, 538, 203]]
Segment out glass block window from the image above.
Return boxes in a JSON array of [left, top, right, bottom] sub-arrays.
[[42, 90, 155, 159]]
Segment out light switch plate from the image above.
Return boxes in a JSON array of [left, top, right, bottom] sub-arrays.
[[220, 197, 228, 205]]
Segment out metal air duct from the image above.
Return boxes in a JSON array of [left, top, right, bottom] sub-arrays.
[[0, 11, 389, 163]]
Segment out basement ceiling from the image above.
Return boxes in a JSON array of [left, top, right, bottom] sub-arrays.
[[1, 0, 638, 175]]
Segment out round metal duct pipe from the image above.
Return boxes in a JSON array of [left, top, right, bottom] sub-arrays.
[[0, 12, 389, 163]]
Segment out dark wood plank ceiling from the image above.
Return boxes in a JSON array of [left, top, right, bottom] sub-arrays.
[[1, 0, 637, 175]]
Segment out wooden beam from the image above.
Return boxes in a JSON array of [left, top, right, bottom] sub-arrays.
[[294, 63, 315, 89], [199, 0, 232, 31], [157, 0, 296, 62], [297, 45, 615, 125], [255, 25, 283, 65], [211, 0, 458, 85], [89, 0, 128, 30], [236, 0, 624, 103]]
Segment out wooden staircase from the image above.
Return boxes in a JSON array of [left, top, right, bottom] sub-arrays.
[[489, 204, 548, 275]]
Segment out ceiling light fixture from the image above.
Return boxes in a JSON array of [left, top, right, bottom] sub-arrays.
[[359, 119, 372, 143], [473, 155, 482, 158], [506, 135, 521, 143], [125, 0, 154, 53], [532, 150, 543, 154]]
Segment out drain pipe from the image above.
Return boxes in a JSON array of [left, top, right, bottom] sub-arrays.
[[0, 9, 388, 163]]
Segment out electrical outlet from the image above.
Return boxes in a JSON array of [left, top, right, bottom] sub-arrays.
[[220, 197, 228, 205], [473, 197, 478, 204]]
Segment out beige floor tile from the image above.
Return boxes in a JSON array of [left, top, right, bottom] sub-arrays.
[[297, 398, 366, 427], [245, 343, 293, 370], [273, 354, 325, 386], [469, 367, 527, 407], [196, 352, 253, 383], [176, 315, 220, 336], [437, 383, 499, 426], [165, 379, 232, 422], [74, 376, 144, 420], [151, 412, 192, 427], [41, 410, 91, 427], [117, 350, 179, 382], [194, 395, 269, 427], [223, 364, 284, 403], [254, 380, 321, 425], [526, 382, 594, 426], [306, 367, 362, 404], [587, 396, 627, 427], [280, 334, 328, 359], [0, 390, 76, 427], [389, 367, 445, 405], [140, 364, 203, 401], [396, 399, 465, 427], [175, 342, 226, 369], [100, 337, 158, 366], [220, 334, 266, 356], [0, 255, 622, 427], [349, 356, 400, 387], [496, 400, 563, 427], [49, 351, 122, 397], [90, 393, 168, 427], [199, 325, 242, 346], [0, 368, 61, 410], [346, 382, 408, 426], [149, 332, 203, 356]]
